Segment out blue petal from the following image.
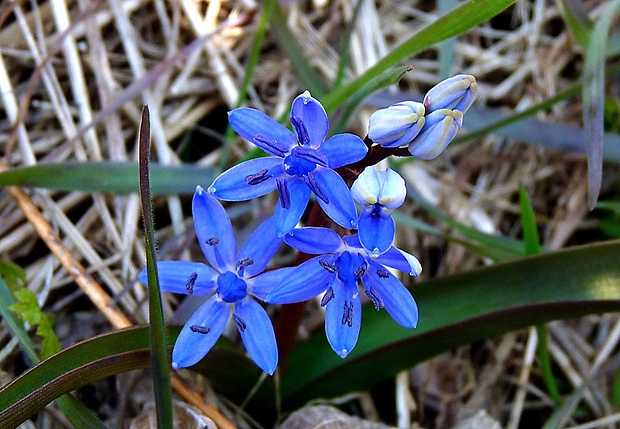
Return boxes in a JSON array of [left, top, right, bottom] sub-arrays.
[[374, 246, 422, 276], [229, 107, 296, 156], [364, 260, 418, 328], [248, 266, 298, 300], [138, 261, 217, 295], [193, 187, 236, 271], [236, 217, 283, 278], [358, 209, 395, 255], [319, 133, 367, 168], [274, 177, 311, 236], [313, 168, 358, 229], [172, 296, 229, 369], [291, 91, 328, 148], [266, 255, 336, 303], [284, 227, 343, 254], [234, 299, 278, 375], [325, 279, 361, 358], [209, 157, 284, 201]]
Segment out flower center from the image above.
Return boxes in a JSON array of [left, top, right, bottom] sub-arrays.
[[283, 146, 319, 176], [216, 271, 248, 303], [335, 251, 367, 284]]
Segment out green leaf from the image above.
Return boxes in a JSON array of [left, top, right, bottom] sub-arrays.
[[0, 279, 38, 365], [10, 288, 42, 325], [0, 260, 26, 292], [321, 0, 516, 113], [281, 240, 620, 407], [38, 313, 61, 360], [139, 106, 173, 428], [0, 162, 215, 195]]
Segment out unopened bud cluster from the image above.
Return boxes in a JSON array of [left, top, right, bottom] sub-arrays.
[[369, 74, 477, 160]]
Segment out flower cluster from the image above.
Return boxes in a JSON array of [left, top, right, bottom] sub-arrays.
[[139, 75, 476, 373]]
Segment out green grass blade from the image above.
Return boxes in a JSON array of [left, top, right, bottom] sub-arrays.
[[270, 1, 328, 97], [437, 0, 458, 79], [556, 0, 593, 49], [519, 185, 562, 404], [518, 184, 542, 255], [582, 0, 620, 208], [321, 0, 516, 113], [0, 162, 216, 195], [281, 240, 620, 406], [219, 0, 276, 171], [139, 106, 173, 429]]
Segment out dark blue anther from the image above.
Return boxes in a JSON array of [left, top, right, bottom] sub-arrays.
[[321, 287, 334, 307], [206, 237, 220, 246], [235, 258, 254, 277], [244, 169, 271, 186], [341, 300, 353, 327], [365, 287, 384, 310], [291, 116, 310, 146], [186, 272, 198, 294], [232, 313, 247, 332], [254, 134, 288, 157], [354, 264, 367, 278], [319, 258, 339, 273], [376, 269, 390, 279], [190, 325, 210, 334], [303, 173, 328, 204], [276, 177, 291, 209], [295, 146, 328, 167]]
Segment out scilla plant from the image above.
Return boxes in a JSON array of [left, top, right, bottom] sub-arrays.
[[139, 75, 477, 372]]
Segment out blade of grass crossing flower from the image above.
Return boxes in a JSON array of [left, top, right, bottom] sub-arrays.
[[519, 184, 562, 405], [270, 1, 328, 97], [438, 0, 458, 79], [583, 0, 620, 208], [219, 0, 276, 171], [321, 0, 516, 113], [0, 278, 106, 428], [139, 105, 173, 429]]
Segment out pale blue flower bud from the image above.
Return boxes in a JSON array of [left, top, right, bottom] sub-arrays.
[[350, 166, 406, 255], [408, 109, 463, 160], [368, 101, 425, 148], [350, 166, 406, 211], [423, 74, 477, 114]]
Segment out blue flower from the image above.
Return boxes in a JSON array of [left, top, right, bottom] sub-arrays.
[[266, 228, 421, 358], [139, 187, 294, 374], [350, 166, 406, 255], [209, 91, 368, 236]]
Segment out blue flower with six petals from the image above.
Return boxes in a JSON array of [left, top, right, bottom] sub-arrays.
[[209, 91, 368, 236], [266, 227, 421, 358], [139, 187, 295, 374]]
